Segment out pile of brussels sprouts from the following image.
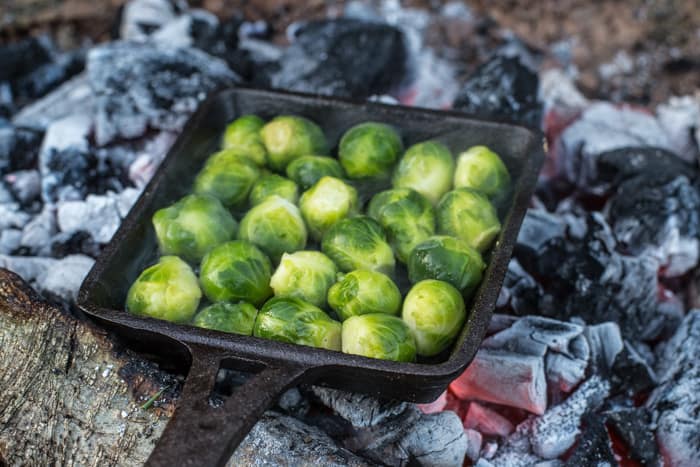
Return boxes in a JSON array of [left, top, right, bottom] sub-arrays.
[[126, 114, 511, 362]]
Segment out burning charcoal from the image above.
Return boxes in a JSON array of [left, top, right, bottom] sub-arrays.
[[528, 376, 610, 459], [311, 387, 410, 428], [656, 95, 700, 163], [474, 428, 545, 467], [545, 346, 587, 394], [267, 19, 407, 99], [513, 211, 682, 341], [481, 315, 584, 357], [0, 37, 52, 82], [609, 341, 657, 395], [232, 411, 370, 467], [463, 402, 514, 437], [0, 125, 43, 175], [57, 194, 122, 244], [36, 254, 95, 303], [87, 41, 238, 146], [453, 56, 542, 128], [464, 428, 483, 462], [563, 414, 616, 466], [120, 0, 178, 40], [0, 229, 21, 255], [450, 348, 547, 415], [605, 408, 660, 465], [11, 51, 85, 103], [41, 148, 92, 203], [497, 259, 543, 316], [417, 391, 447, 414], [20, 207, 56, 255], [648, 310, 700, 466], [0, 203, 31, 230], [12, 75, 93, 129], [583, 322, 623, 372], [49, 230, 101, 259], [392, 411, 467, 466], [555, 102, 675, 186], [4, 170, 41, 207]]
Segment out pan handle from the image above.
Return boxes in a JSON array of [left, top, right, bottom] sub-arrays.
[[146, 346, 308, 467]]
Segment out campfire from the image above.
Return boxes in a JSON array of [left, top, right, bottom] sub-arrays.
[[1, 1, 699, 466]]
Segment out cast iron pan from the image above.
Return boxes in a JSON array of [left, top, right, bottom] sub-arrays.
[[78, 86, 544, 467]]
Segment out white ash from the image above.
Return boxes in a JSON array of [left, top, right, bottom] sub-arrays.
[[464, 429, 483, 463], [393, 411, 467, 467], [57, 194, 122, 244], [5, 169, 41, 206], [0, 203, 31, 230], [311, 387, 410, 428], [20, 205, 56, 254], [11, 74, 93, 129], [0, 229, 21, 255], [656, 94, 700, 163], [539, 68, 589, 113], [36, 254, 95, 303], [120, 0, 179, 41], [38, 113, 91, 156], [583, 322, 624, 371], [0, 180, 14, 203], [0, 254, 57, 284], [151, 10, 220, 48]]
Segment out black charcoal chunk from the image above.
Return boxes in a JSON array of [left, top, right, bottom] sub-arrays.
[[563, 414, 616, 467], [266, 19, 408, 99], [0, 37, 52, 82], [453, 56, 542, 128], [606, 408, 660, 466], [4, 170, 41, 207], [49, 230, 102, 259], [0, 125, 43, 175], [11, 50, 85, 103], [87, 41, 238, 145], [609, 341, 657, 395]]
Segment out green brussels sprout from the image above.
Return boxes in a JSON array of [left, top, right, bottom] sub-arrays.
[[453, 145, 511, 205], [249, 174, 299, 206], [269, 251, 337, 307], [194, 150, 261, 207], [238, 196, 307, 262], [260, 115, 328, 171], [402, 279, 466, 356], [407, 236, 484, 296], [192, 302, 258, 336], [286, 155, 345, 189], [338, 122, 403, 179], [321, 216, 395, 275], [299, 176, 359, 240], [221, 115, 267, 166], [341, 314, 416, 362], [367, 188, 435, 263], [436, 188, 501, 252], [327, 270, 401, 321], [126, 256, 202, 323], [392, 140, 454, 204], [152, 194, 237, 263], [253, 297, 341, 351], [199, 240, 273, 305]]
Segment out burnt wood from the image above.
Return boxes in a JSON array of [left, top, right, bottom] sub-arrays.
[[78, 86, 544, 467]]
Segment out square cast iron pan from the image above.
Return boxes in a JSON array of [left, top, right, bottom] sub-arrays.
[[78, 86, 544, 467]]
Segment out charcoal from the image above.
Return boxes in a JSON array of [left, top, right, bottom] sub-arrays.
[[528, 376, 610, 459], [49, 230, 102, 259], [276, 387, 310, 419], [36, 254, 95, 303], [0, 82, 13, 118], [605, 408, 660, 465], [0, 37, 52, 82], [0, 179, 13, 204], [267, 19, 408, 99], [609, 341, 657, 395], [0, 229, 22, 255], [556, 102, 675, 186], [463, 402, 514, 437], [11, 51, 85, 103], [231, 411, 370, 467], [56, 194, 122, 244], [41, 148, 92, 203], [0, 125, 43, 175], [539, 69, 588, 114], [648, 310, 700, 466], [497, 259, 543, 316], [464, 429, 483, 462], [344, 407, 422, 454], [87, 41, 238, 146], [120, 0, 178, 40], [12, 74, 93, 129], [0, 203, 31, 230], [545, 347, 587, 394], [0, 254, 57, 284], [20, 207, 57, 255], [656, 95, 700, 162], [311, 386, 410, 428], [453, 56, 542, 128], [563, 414, 616, 467], [416, 391, 447, 414], [512, 211, 682, 341], [4, 170, 41, 207], [583, 323, 623, 372], [392, 411, 467, 466], [481, 315, 584, 357]]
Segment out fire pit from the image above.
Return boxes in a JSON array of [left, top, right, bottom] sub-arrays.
[[1, 1, 699, 466]]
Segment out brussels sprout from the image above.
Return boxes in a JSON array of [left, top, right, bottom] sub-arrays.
[[192, 302, 258, 336], [407, 236, 484, 296], [221, 115, 267, 166], [126, 256, 201, 323], [199, 240, 273, 305], [249, 174, 299, 206], [392, 141, 454, 204], [238, 196, 307, 262], [269, 251, 337, 307], [402, 279, 466, 356], [260, 115, 328, 171], [152, 194, 237, 263], [453, 145, 511, 205], [338, 122, 403, 179], [286, 155, 345, 189], [436, 188, 501, 252], [341, 314, 416, 362], [299, 176, 359, 240], [327, 270, 401, 321], [322, 216, 395, 275], [253, 297, 341, 351], [194, 150, 261, 207], [367, 188, 435, 263]]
